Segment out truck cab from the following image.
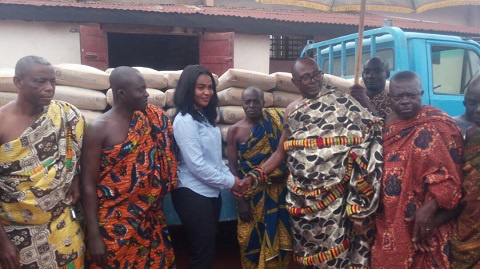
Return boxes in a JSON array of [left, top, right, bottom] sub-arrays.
[[301, 23, 480, 116]]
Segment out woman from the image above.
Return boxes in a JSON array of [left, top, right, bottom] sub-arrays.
[[172, 65, 244, 269]]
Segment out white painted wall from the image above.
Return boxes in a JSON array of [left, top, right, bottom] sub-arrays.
[[0, 20, 81, 69], [234, 33, 270, 74]]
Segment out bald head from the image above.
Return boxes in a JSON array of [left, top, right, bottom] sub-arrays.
[[109, 66, 142, 92], [463, 75, 480, 121], [363, 57, 389, 71], [242, 86, 264, 102], [15, 55, 51, 77], [291, 57, 317, 77], [466, 75, 480, 96]]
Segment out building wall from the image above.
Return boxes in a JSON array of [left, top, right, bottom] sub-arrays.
[[234, 33, 270, 74], [0, 20, 81, 69]]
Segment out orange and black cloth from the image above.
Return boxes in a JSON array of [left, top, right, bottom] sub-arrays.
[[92, 105, 178, 269], [372, 105, 463, 269]]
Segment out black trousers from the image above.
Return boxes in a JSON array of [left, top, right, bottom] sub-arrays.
[[172, 187, 222, 269]]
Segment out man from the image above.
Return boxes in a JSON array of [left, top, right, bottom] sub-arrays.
[[350, 56, 392, 118], [453, 75, 480, 135], [226, 86, 292, 269], [81, 67, 177, 268], [452, 75, 480, 268], [243, 57, 383, 268], [0, 55, 85, 269], [372, 71, 463, 268]]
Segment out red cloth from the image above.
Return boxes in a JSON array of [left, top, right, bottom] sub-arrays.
[[372, 106, 463, 269]]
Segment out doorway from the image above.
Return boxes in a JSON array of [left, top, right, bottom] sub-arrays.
[[107, 33, 199, 71]]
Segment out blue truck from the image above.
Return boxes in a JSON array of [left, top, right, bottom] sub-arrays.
[[164, 23, 480, 225], [300, 22, 480, 116]]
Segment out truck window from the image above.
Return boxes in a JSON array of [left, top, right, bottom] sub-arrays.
[[322, 48, 394, 76], [432, 46, 480, 95]]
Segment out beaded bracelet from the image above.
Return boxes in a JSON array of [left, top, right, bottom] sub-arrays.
[[246, 167, 270, 188]]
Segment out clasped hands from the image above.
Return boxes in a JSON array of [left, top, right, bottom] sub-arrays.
[[231, 176, 253, 197]]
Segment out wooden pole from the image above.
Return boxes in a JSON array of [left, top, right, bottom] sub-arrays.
[[354, 0, 367, 85]]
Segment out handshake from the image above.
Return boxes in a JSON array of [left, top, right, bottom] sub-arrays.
[[231, 176, 253, 197]]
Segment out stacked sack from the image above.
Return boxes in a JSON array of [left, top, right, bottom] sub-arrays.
[[269, 72, 302, 108], [106, 67, 168, 114], [0, 69, 17, 106], [162, 70, 184, 119], [0, 64, 110, 123]]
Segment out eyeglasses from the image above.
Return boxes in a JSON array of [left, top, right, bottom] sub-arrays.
[[390, 92, 422, 102], [293, 70, 324, 84]]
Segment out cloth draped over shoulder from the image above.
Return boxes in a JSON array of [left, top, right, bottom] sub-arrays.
[[0, 100, 85, 269], [452, 134, 480, 269], [283, 86, 383, 268], [93, 105, 178, 269], [237, 108, 292, 269], [372, 105, 463, 269]]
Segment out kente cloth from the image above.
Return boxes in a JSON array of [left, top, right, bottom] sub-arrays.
[[93, 105, 177, 269], [237, 108, 293, 269], [369, 88, 391, 119], [283, 86, 383, 269], [452, 134, 480, 269], [372, 105, 463, 269], [0, 100, 85, 269]]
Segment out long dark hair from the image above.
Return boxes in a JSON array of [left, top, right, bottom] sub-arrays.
[[174, 65, 218, 126]]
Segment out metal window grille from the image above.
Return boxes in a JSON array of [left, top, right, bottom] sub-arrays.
[[270, 35, 312, 60]]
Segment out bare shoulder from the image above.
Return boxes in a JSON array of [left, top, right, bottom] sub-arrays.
[[0, 102, 16, 129], [285, 98, 302, 117], [466, 125, 480, 143], [227, 120, 245, 139], [85, 112, 111, 137]]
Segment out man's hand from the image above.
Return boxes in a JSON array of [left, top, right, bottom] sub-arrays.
[[236, 198, 254, 222], [350, 84, 368, 102], [0, 239, 20, 269], [65, 175, 80, 205], [87, 236, 108, 267], [405, 199, 439, 252]]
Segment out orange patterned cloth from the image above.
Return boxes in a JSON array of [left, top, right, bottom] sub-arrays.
[[91, 105, 178, 269], [372, 106, 463, 269]]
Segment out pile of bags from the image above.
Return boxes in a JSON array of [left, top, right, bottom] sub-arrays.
[[0, 65, 356, 133]]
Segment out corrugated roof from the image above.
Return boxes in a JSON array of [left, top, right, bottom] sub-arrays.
[[1, 0, 479, 35]]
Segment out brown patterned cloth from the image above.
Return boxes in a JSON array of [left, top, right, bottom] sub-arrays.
[[369, 88, 391, 119], [372, 105, 463, 269], [452, 134, 480, 269], [284, 85, 383, 268]]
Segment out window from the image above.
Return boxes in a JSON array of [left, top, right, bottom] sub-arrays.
[[432, 46, 480, 95], [322, 49, 394, 77], [270, 35, 312, 60]]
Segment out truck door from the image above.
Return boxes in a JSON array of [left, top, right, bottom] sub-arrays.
[[426, 41, 480, 116], [199, 32, 234, 76], [79, 25, 109, 71]]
